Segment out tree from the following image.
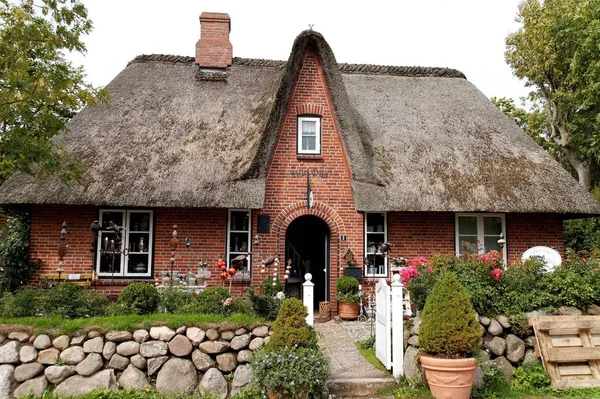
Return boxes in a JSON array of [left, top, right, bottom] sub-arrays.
[[505, 0, 600, 190], [0, 0, 107, 184]]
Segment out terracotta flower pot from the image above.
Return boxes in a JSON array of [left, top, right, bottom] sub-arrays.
[[420, 355, 477, 399], [338, 300, 359, 320]]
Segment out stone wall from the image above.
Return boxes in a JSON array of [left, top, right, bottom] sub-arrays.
[[0, 324, 272, 399]]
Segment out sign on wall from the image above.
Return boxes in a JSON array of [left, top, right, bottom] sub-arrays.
[[521, 246, 562, 272]]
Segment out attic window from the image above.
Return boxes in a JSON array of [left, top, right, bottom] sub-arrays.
[[297, 116, 321, 155]]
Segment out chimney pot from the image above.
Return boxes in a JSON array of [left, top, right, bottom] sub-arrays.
[[195, 12, 232, 69]]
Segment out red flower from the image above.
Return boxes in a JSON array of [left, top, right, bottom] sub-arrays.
[[490, 268, 502, 281]]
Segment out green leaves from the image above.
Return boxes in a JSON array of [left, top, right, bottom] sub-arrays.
[[505, 0, 600, 189], [0, 0, 107, 184]]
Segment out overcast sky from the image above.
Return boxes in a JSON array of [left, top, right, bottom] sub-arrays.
[[69, 0, 530, 104]]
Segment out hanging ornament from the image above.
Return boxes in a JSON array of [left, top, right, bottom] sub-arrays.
[[228, 267, 237, 276], [284, 274, 289, 280], [261, 268, 265, 273], [220, 271, 228, 280]]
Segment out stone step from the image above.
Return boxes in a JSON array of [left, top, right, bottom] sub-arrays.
[[331, 377, 396, 397]]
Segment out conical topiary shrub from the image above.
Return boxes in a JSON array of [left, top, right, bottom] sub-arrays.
[[419, 272, 481, 358], [266, 297, 317, 350]]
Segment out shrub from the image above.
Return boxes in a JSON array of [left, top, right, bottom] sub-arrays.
[[196, 286, 232, 316], [0, 209, 40, 293], [43, 283, 108, 318], [1, 287, 42, 317], [335, 276, 360, 304], [251, 346, 330, 399], [118, 282, 159, 315], [510, 362, 551, 390], [267, 297, 317, 350], [247, 287, 282, 321], [419, 272, 482, 358], [260, 277, 283, 296], [229, 297, 255, 316], [159, 287, 195, 313]]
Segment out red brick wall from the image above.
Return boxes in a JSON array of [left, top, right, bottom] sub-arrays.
[[195, 13, 232, 68], [507, 213, 564, 264], [253, 47, 363, 308]]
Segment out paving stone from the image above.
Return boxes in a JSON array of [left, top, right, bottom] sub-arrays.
[[33, 335, 51, 350]]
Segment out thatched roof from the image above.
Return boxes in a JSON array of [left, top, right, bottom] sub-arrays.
[[1, 30, 598, 215]]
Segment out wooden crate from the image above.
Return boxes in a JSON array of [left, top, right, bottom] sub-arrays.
[[532, 315, 600, 389]]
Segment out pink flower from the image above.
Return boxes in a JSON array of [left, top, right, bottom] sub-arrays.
[[490, 268, 502, 282], [426, 266, 432, 273], [222, 297, 233, 307]]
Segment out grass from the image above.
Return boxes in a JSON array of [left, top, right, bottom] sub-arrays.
[[355, 339, 390, 373], [0, 313, 265, 336]]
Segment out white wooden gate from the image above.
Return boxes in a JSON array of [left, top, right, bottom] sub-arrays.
[[375, 274, 405, 378], [375, 278, 391, 369]]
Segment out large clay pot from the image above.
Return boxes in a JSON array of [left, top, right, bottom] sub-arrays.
[[420, 355, 477, 399], [338, 301, 359, 320]]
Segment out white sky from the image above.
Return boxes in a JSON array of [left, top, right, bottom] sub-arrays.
[[69, 0, 530, 104]]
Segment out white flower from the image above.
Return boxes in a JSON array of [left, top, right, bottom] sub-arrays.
[[276, 291, 285, 300]]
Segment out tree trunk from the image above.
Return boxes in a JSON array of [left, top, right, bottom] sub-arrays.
[[563, 147, 591, 190]]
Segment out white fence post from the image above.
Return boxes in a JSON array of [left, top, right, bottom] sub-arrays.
[[303, 273, 314, 326], [391, 274, 404, 378]]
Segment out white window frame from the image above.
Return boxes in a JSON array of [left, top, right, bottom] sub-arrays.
[[297, 116, 321, 155], [226, 209, 252, 276], [364, 212, 388, 278], [96, 209, 154, 278], [455, 213, 507, 264]]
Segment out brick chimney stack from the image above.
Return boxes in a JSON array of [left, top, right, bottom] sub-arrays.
[[195, 12, 232, 69]]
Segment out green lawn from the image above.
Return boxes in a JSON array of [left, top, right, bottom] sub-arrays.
[[0, 313, 265, 335]]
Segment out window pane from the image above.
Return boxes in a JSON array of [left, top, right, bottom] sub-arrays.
[[458, 216, 477, 235], [458, 235, 478, 254], [101, 212, 123, 230], [230, 232, 249, 253], [230, 211, 249, 231], [229, 254, 250, 273], [484, 236, 501, 254], [130, 212, 151, 232], [484, 217, 502, 235], [302, 136, 316, 151], [302, 120, 316, 134], [128, 254, 149, 274]]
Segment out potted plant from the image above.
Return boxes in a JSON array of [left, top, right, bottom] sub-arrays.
[[335, 276, 360, 320], [252, 298, 329, 399], [419, 272, 482, 399]]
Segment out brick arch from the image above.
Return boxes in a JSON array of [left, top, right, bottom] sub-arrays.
[[273, 200, 344, 273], [295, 103, 325, 116]]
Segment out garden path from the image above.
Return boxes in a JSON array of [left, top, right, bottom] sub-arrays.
[[316, 319, 395, 398]]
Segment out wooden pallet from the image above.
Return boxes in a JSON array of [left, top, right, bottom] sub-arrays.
[[532, 315, 600, 389]]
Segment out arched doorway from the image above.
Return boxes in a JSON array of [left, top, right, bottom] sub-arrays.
[[284, 215, 330, 306]]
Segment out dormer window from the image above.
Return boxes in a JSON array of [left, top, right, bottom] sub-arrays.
[[297, 116, 321, 155]]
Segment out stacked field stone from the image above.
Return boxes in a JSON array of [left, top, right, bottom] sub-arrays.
[[0, 324, 272, 399]]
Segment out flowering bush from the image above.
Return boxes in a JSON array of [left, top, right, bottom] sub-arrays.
[[403, 249, 600, 317]]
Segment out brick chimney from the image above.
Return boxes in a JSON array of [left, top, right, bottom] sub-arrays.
[[195, 12, 232, 69]]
